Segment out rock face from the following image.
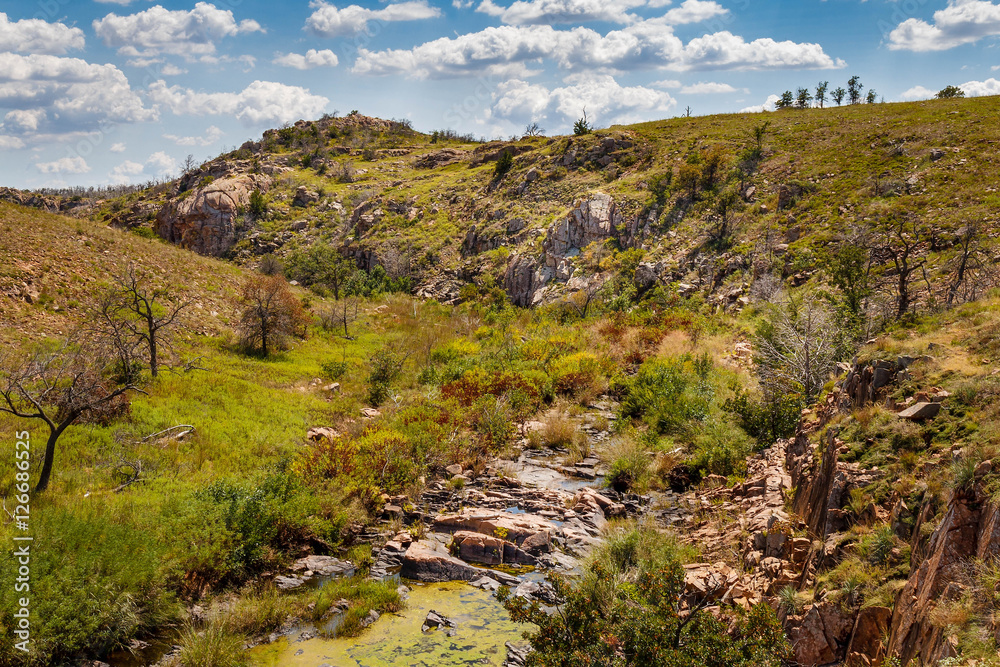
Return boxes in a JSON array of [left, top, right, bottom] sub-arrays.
[[504, 254, 550, 308], [451, 530, 537, 566], [786, 602, 855, 666], [543, 193, 621, 281], [846, 606, 892, 666], [399, 541, 480, 582], [887, 488, 1000, 665], [155, 174, 269, 256]]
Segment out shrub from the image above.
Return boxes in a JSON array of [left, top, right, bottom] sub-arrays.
[[500, 525, 789, 667], [248, 189, 267, 219], [366, 347, 405, 406], [603, 435, 651, 492], [321, 360, 348, 380], [176, 622, 248, 667], [619, 358, 710, 435], [494, 150, 514, 179]]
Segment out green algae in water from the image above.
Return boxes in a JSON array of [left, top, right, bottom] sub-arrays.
[[252, 581, 530, 666]]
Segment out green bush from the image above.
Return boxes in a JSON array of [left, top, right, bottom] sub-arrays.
[[619, 357, 710, 435], [366, 347, 405, 406], [0, 505, 178, 665], [321, 360, 348, 380]]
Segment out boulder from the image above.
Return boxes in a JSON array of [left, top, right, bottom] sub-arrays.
[[433, 510, 555, 553], [897, 402, 941, 421], [290, 555, 354, 579], [415, 148, 467, 168], [422, 610, 456, 632], [400, 541, 480, 582], [155, 174, 270, 256], [451, 530, 537, 566]]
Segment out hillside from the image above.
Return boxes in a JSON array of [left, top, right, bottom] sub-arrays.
[[1, 97, 1000, 667], [34, 95, 1000, 312]]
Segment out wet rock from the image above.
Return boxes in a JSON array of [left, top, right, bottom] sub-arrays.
[[504, 642, 531, 667], [422, 609, 457, 632], [513, 580, 559, 604], [274, 575, 306, 590]]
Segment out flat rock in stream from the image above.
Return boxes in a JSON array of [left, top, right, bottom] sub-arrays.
[[433, 510, 556, 554]]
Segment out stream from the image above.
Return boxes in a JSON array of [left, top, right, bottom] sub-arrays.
[[251, 581, 529, 666]]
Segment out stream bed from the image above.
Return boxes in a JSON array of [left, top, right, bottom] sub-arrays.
[[251, 581, 529, 666]]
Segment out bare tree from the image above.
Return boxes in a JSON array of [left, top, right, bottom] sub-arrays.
[[96, 264, 187, 378], [947, 221, 992, 306], [524, 122, 545, 137], [235, 274, 307, 356], [756, 296, 841, 401], [0, 339, 142, 493], [877, 215, 927, 319]]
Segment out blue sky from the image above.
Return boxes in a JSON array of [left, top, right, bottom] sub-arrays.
[[0, 0, 998, 188]]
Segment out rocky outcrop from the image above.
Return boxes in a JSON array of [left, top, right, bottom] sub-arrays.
[[415, 148, 467, 169], [155, 174, 270, 256], [887, 485, 1000, 665], [504, 254, 550, 308], [543, 193, 621, 281], [786, 601, 855, 666], [846, 606, 892, 666], [433, 510, 555, 554]]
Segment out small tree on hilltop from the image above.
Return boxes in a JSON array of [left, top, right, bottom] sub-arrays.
[[832, 87, 846, 106], [573, 109, 592, 136], [866, 89, 878, 104], [848, 76, 863, 105], [775, 91, 794, 109], [937, 85, 965, 99], [235, 274, 307, 356], [796, 87, 813, 109], [815, 81, 829, 108], [0, 338, 142, 493]]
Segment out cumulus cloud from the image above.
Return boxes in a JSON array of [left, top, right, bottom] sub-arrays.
[[94, 2, 263, 59], [306, 0, 441, 37], [680, 81, 739, 94], [36, 156, 90, 174], [353, 23, 843, 78], [0, 12, 85, 54], [739, 94, 780, 113], [900, 78, 1000, 100], [273, 48, 339, 69], [475, 0, 724, 26], [889, 0, 1000, 51], [109, 151, 180, 184], [492, 73, 676, 127], [148, 80, 329, 126], [163, 125, 225, 146], [0, 53, 156, 140], [110, 142, 127, 153], [0, 135, 25, 149]]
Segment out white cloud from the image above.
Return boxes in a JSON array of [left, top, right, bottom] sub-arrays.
[[889, 0, 1000, 51], [680, 81, 738, 94], [475, 0, 724, 25], [109, 151, 179, 185], [163, 125, 225, 146], [0, 53, 156, 140], [161, 63, 187, 76], [110, 142, 127, 153], [661, 0, 727, 25], [899, 85, 936, 101], [651, 79, 682, 89], [354, 23, 843, 78], [900, 78, 1000, 100], [739, 94, 779, 113], [148, 80, 329, 126], [306, 0, 441, 37], [958, 77, 1000, 96], [273, 48, 339, 69], [492, 73, 676, 127], [94, 2, 263, 59], [36, 156, 90, 174], [109, 160, 144, 184], [0, 135, 25, 150], [0, 12, 85, 54]]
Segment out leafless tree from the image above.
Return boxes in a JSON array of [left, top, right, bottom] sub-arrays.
[[235, 274, 307, 355], [876, 215, 927, 319], [93, 263, 187, 378], [947, 221, 995, 306], [524, 122, 545, 137], [756, 296, 841, 401], [0, 339, 143, 493]]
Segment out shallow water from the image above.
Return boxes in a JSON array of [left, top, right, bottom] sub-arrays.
[[251, 581, 529, 667]]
